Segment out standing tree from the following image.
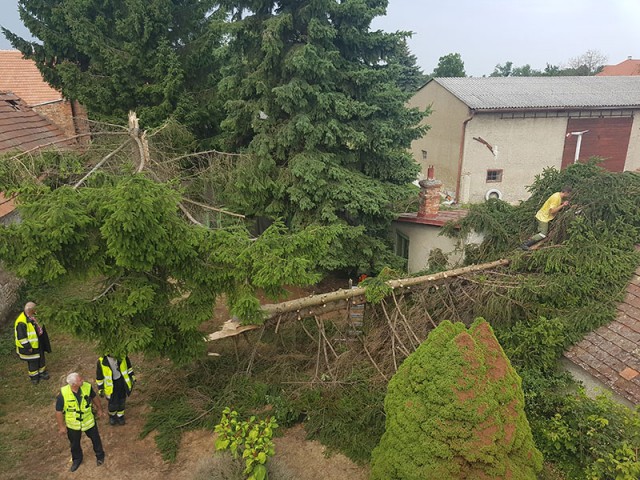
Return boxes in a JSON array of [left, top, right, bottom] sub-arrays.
[[567, 49, 607, 75], [215, 0, 427, 272], [389, 39, 429, 93], [431, 52, 466, 78], [488, 50, 608, 78], [3, 0, 226, 142], [370, 319, 542, 479], [490, 61, 513, 77]]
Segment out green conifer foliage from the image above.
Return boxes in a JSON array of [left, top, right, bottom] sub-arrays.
[[217, 0, 427, 271], [0, 163, 336, 363], [370, 319, 543, 480], [3, 0, 225, 138]]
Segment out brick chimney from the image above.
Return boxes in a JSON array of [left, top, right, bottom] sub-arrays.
[[418, 165, 442, 218]]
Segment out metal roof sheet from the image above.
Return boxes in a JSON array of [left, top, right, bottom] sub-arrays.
[[433, 76, 640, 110]]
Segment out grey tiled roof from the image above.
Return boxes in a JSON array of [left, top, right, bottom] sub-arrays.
[[433, 76, 640, 110]]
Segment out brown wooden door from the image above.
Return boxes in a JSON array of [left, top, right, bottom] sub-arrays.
[[561, 117, 632, 171]]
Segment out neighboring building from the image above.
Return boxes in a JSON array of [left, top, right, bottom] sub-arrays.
[[597, 57, 640, 76], [0, 91, 74, 223], [564, 260, 640, 407], [0, 91, 73, 154], [0, 50, 88, 139], [409, 77, 640, 204], [392, 167, 481, 274]]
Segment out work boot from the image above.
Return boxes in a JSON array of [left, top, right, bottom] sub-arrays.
[[70, 460, 82, 472], [30, 376, 40, 385], [97, 457, 104, 466], [109, 415, 117, 426], [520, 239, 537, 251], [39, 371, 50, 380], [117, 415, 126, 425]]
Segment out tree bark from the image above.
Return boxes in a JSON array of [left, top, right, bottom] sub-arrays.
[[206, 259, 510, 341]]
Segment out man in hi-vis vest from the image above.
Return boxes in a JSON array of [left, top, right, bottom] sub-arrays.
[[96, 354, 135, 425], [56, 372, 105, 472], [14, 301, 51, 384]]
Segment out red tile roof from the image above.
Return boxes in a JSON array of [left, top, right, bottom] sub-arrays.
[[597, 59, 640, 76], [396, 209, 468, 227], [0, 91, 73, 218], [0, 50, 63, 106], [0, 92, 71, 153], [564, 261, 640, 405]]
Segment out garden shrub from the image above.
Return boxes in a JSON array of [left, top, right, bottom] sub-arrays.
[[215, 408, 278, 480], [370, 319, 542, 479], [533, 390, 640, 479]]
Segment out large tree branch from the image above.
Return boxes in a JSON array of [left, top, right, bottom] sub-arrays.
[[73, 141, 129, 189], [181, 198, 246, 219]]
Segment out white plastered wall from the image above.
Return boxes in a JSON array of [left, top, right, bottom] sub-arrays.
[[408, 82, 470, 196], [392, 221, 483, 274], [624, 114, 640, 171], [460, 114, 567, 204]]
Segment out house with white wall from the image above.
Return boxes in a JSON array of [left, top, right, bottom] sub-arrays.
[[392, 167, 481, 274], [409, 76, 640, 204]]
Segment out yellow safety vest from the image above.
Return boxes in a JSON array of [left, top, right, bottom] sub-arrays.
[[61, 383, 96, 431], [96, 357, 133, 396], [14, 313, 39, 359]]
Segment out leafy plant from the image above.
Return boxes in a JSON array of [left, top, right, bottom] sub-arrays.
[[215, 408, 278, 480]]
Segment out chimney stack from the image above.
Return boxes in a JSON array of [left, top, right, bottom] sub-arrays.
[[418, 165, 442, 218]]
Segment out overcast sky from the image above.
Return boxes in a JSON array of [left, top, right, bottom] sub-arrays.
[[1, 0, 638, 77]]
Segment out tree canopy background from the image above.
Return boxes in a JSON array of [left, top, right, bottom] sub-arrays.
[[4, 0, 429, 273]]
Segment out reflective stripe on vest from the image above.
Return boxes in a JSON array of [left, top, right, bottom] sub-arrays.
[[14, 313, 39, 353], [61, 383, 96, 431], [97, 357, 132, 395]]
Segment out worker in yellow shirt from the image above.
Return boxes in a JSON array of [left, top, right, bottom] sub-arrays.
[[521, 186, 572, 250]]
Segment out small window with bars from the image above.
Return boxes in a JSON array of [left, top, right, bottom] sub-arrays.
[[486, 169, 503, 183]]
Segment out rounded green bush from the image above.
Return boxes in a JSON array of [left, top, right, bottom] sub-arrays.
[[370, 318, 542, 479]]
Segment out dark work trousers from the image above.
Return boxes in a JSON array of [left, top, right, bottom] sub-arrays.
[[25, 351, 46, 378], [108, 376, 127, 416], [67, 425, 105, 462]]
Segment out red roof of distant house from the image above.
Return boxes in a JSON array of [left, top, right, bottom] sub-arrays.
[[0, 92, 71, 153], [597, 59, 640, 76], [0, 50, 63, 105]]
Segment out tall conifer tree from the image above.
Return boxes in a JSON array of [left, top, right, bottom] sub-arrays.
[[3, 0, 225, 139], [218, 0, 427, 271]]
